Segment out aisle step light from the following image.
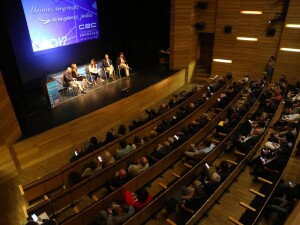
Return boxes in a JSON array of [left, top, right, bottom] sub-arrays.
[[213, 59, 232, 63]]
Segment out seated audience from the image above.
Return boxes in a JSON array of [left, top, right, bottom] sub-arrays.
[[86, 136, 101, 154], [103, 131, 116, 145], [123, 188, 152, 211], [115, 140, 133, 159], [97, 202, 134, 225], [82, 160, 101, 178], [66, 171, 82, 188], [132, 135, 144, 149], [128, 156, 149, 176], [70, 145, 86, 162], [116, 124, 127, 137], [147, 141, 173, 164], [184, 138, 216, 160], [107, 169, 129, 192], [101, 151, 116, 168], [174, 184, 206, 214]]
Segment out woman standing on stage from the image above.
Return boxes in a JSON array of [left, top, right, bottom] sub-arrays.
[[71, 64, 91, 88]]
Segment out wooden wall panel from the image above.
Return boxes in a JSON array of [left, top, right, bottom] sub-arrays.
[[170, 0, 194, 70], [273, 0, 300, 84], [211, 0, 284, 80], [13, 70, 186, 170], [193, 0, 217, 33], [0, 72, 21, 183]]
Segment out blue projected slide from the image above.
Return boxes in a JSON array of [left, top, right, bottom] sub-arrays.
[[21, 0, 100, 52]]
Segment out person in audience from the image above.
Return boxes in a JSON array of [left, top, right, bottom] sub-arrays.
[[187, 86, 198, 97], [156, 118, 171, 133], [107, 169, 129, 192], [86, 136, 101, 154], [70, 145, 86, 162], [195, 170, 221, 195], [268, 124, 297, 144], [82, 160, 101, 178], [115, 140, 133, 159], [184, 138, 216, 160], [103, 131, 116, 145], [148, 141, 173, 164], [123, 188, 152, 211], [215, 160, 230, 181], [132, 135, 144, 149], [128, 156, 149, 177], [89, 59, 102, 85], [198, 113, 209, 128], [116, 124, 127, 137], [116, 52, 130, 77], [174, 184, 206, 214], [97, 203, 135, 225], [252, 148, 287, 180], [102, 54, 116, 80], [215, 93, 230, 109], [101, 150, 116, 168], [71, 63, 91, 88], [66, 171, 82, 188], [63, 67, 87, 94]]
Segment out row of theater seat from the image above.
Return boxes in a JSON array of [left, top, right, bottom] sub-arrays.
[[20, 76, 223, 206], [24, 75, 232, 221], [51, 77, 249, 224]]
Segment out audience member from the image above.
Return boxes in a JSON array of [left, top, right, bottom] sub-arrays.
[[101, 151, 116, 168], [97, 203, 134, 225], [184, 138, 216, 160], [128, 156, 149, 176], [115, 140, 133, 159], [107, 169, 129, 192], [123, 188, 152, 211]]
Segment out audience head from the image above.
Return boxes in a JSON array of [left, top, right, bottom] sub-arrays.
[[220, 161, 229, 172], [188, 103, 195, 109], [192, 86, 198, 92], [200, 113, 208, 121], [106, 131, 115, 140], [90, 59, 96, 65], [257, 121, 265, 129], [168, 137, 174, 144], [90, 136, 98, 146], [140, 156, 148, 166], [133, 136, 143, 145], [210, 172, 221, 183], [119, 140, 127, 149], [119, 169, 127, 178], [136, 188, 150, 203], [202, 138, 212, 148], [71, 63, 77, 70], [163, 141, 170, 148], [118, 124, 127, 135], [67, 67, 72, 73], [160, 103, 167, 109], [89, 160, 97, 171], [117, 203, 129, 215], [102, 151, 115, 165]]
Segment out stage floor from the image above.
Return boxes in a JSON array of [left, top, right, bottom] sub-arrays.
[[22, 64, 177, 139]]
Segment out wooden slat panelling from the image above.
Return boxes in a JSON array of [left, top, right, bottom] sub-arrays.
[[273, 0, 300, 84]]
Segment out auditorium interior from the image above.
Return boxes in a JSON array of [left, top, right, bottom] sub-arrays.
[[0, 0, 300, 225]]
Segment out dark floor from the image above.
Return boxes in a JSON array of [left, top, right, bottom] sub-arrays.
[[22, 64, 176, 139]]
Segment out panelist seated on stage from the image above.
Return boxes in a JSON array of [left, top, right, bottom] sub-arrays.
[[63, 67, 87, 94], [88, 59, 104, 85], [71, 63, 91, 88], [116, 52, 130, 77], [102, 54, 116, 80]]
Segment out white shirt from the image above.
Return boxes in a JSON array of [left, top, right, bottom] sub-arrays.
[[89, 64, 98, 73]]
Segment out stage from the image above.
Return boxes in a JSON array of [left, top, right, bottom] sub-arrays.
[[22, 64, 177, 139]]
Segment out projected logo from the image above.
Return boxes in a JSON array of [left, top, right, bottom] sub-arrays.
[[21, 0, 100, 52]]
